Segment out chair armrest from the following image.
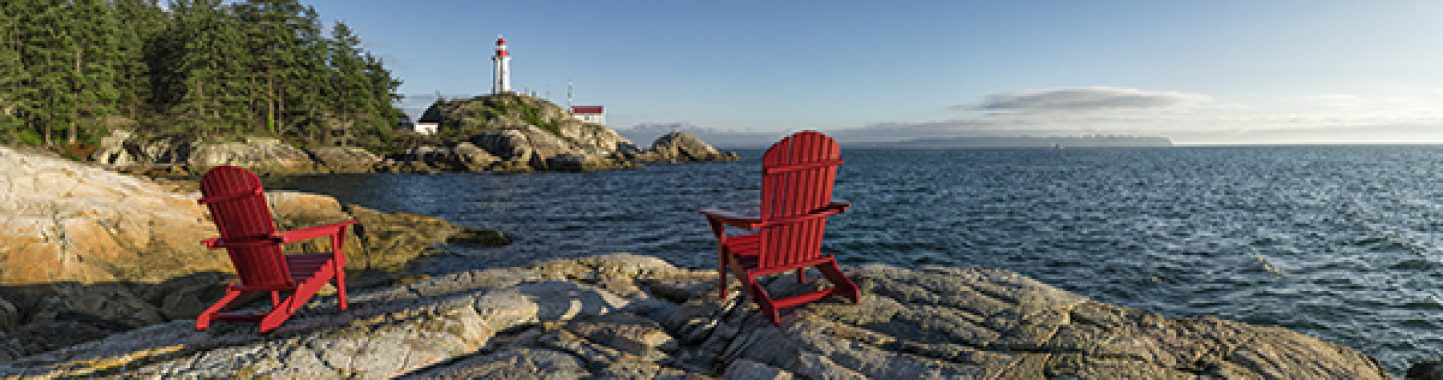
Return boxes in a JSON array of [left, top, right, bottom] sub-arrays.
[[200, 236, 281, 249], [699, 208, 762, 229], [822, 201, 850, 214], [274, 220, 358, 244]]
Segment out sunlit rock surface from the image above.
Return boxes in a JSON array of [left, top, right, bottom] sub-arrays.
[[0, 147, 504, 358], [0, 254, 1386, 379]]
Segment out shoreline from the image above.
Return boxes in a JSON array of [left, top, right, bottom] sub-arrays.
[[0, 146, 1399, 378], [0, 253, 1390, 378]]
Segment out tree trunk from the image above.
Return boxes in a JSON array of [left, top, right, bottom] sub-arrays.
[[266, 78, 276, 135], [42, 116, 51, 146], [69, 47, 81, 145]]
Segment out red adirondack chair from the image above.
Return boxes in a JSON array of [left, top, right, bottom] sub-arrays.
[[194, 166, 356, 334], [700, 131, 861, 325]]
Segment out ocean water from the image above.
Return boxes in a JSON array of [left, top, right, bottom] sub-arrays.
[[268, 146, 1443, 374]]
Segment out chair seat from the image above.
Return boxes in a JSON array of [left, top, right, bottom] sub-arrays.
[[723, 234, 761, 268], [286, 254, 334, 283]]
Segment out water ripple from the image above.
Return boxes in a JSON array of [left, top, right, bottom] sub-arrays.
[[270, 146, 1443, 374]]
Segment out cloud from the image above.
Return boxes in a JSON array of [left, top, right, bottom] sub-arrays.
[[830, 116, 1156, 144], [959, 87, 1211, 112], [1298, 93, 1365, 108], [827, 87, 1443, 144]]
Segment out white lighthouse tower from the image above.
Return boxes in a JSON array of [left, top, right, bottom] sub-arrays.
[[491, 35, 511, 94]]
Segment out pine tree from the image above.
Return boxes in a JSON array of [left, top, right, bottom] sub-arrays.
[[112, 0, 167, 121], [169, 0, 217, 134], [69, 0, 123, 144], [234, 0, 307, 136], [362, 52, 402, 144], [23, 0, 80, 146], [168, 0, 253, 138], [327, 22, 369, 146], [0, 4, 20, 110], [0, 3, 26, 138], [289, 5, 331, 143], [0, 0, 407, 150], [212, 13, 253, 136]]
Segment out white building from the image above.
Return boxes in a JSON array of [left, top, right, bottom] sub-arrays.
[[414, 122, 439, 135], [570, 106, 605, 125], [414, 104, 441, 135], [492, 36, 511, 94]]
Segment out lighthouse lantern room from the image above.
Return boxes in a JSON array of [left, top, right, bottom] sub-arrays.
[[492, 35, 511, 94]]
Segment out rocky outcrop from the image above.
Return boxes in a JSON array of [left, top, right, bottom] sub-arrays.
[[185, 137, 316, 174], [307, 146, 381, 173], [429, 93, 631, 153], [90, 132, 334, 175], [0, 147, 506, 358], [89, 132, 327, 175], [545, 153, 639, 172], [0, 146, 228, 319], [375, 143, 502, 173], [379, 127, 641, 173], [452, 142, 501, 171], [91, 99, 737, 175], [88, 129, 193, 169], [1, 254, 1388, 379], [378, 94, 734, 173], [635, 131, 740, 162]]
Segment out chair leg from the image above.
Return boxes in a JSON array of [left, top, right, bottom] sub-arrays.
[[259, 301, 296, 334], [271, 291, 281, 307], [333, 234, 349, 311], [718, 250, 730, 299], [797, 268, 806, 284], [259, 274, 332, 334], [196, 287, 243, 331], [817, 259, 861, 304], [746, 278, 780, 325], [335, 266, 349, 311]]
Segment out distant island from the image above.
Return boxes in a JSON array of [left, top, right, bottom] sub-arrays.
[[856, 135, 1173, 149]]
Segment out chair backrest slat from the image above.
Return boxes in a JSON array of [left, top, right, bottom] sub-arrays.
[[200, 166, 294, 289], [759, 131, 840, 270]]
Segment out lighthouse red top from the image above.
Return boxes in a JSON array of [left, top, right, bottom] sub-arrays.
[[495, 36, 509, 58]]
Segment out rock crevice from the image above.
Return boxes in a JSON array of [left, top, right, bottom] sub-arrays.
[[0, 255, 1389, 379]]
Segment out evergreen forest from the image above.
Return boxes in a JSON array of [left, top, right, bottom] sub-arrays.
[[0, 0, 405, 155]]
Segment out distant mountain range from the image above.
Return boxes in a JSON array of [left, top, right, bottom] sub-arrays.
[[853, 135, 1172, 148]]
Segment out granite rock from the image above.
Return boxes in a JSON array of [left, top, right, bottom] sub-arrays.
[[0, 147, 506, 358], [1, 254, 1388, 379], [308, 146, 381, 173], [186, 137, 317, 174], [648, 131, 727, 162]]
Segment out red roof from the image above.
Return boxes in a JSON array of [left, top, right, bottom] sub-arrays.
[[571, 106, 604, 114]]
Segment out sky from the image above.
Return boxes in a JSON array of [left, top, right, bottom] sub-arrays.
[[303, 0, 1443, 146]]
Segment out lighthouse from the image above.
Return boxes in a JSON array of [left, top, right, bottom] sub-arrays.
[[491, 35, 511, 94]]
